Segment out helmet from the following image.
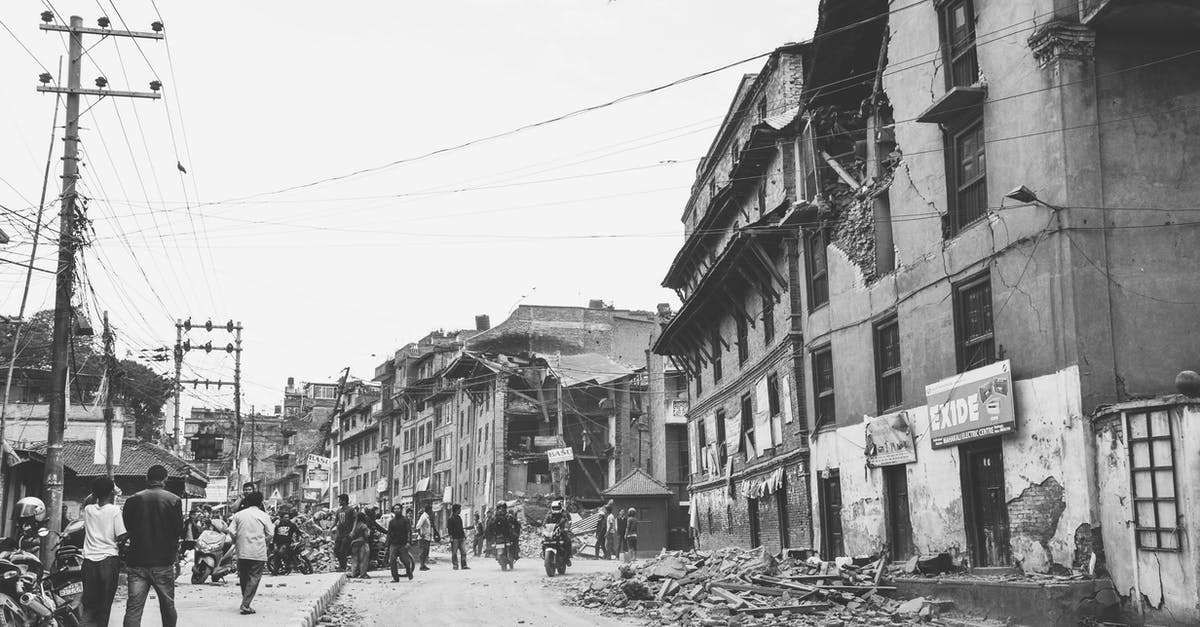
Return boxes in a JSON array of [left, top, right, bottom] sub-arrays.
[[13, 497, 46, 523], [550, 500, 563, 514]]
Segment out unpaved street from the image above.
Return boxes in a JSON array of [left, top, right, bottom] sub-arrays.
[[320, 556, 624, 626]]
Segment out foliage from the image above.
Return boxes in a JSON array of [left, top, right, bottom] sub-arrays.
[[0, 309, 99, 371]]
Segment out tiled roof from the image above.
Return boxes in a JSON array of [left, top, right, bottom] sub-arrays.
[[28, 439, 199, 479], [603, 468, 673, 497]]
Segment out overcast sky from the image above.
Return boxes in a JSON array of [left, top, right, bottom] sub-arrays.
[[0, 1, 817, 415]]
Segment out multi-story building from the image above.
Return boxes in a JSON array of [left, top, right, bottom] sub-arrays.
[[786, 0, 1200, 622], [264, 378, 340, 509], [3, 368, 131, 446], [653, 43, 814, 555], [331, 380, 381, 506]]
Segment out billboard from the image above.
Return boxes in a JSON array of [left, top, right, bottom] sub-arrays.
[[863, 410, 917, 467], [925, 360, 1015, 449], [306, 454, 331, 488]]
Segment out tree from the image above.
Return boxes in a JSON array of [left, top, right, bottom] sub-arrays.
[[0, 309, 99, 372], [116, 359, 173, 442]]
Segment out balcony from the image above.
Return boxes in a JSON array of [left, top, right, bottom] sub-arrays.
[[1081, 0, 1200, 30]]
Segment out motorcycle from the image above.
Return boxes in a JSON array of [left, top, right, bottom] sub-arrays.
[[541, 526, 570, 577], [266, 542, 313, 576], [191, 520, 237, 584], [492, 540, 514, 571], [0, 528, 81, 626]]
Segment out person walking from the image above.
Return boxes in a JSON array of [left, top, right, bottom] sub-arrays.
[[81, 477, 126, 627], [594, 507, 608, 559], [604, 505, 618, 560], [447, 504, 468, 570], [415, 504, 440, 571], [333, 494, 354, 571], [623, 508, 640, 563], [386, 505, 414, 582], [471, 511, 485, 557], [616, 508, 628, 557], [229, 492, 274, 615], [348, 512, 372, 578], [122, 464, 184, 627]]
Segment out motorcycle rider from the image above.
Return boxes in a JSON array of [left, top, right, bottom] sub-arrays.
[[542, 500, 573, 567], [271, 509, 302, 568], [486, 502, 520, 564]]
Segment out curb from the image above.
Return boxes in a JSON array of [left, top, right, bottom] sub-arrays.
[[288, 573, 348, 627]]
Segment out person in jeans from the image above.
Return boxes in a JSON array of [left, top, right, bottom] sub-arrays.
[[81, 477, 126, 627], [229, 491, 274, 614], [332, 494, 354, 571], [385, 504, 414, 582], [415, 504, 439, 571], [446, 504, 468, 570], [348, 512, 372, 578], [122, 464, 183, 627], [471, 511, 485, 557]]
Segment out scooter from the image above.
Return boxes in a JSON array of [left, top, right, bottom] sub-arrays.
[[0, 528, 82, 626], [541, 526, 570, 577], [191, 520, 237, 584], [266, 542, 313, 576]]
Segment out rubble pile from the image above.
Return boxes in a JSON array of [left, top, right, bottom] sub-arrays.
[[567, 548, 959, 626]]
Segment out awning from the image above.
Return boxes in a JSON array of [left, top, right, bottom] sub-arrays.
[[414, 477, 431, 493]]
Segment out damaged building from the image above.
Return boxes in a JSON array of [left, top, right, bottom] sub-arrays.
[[653, 42, 815, 555], [786, 0, 1200, 623]]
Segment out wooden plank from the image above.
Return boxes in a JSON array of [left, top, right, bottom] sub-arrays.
[[821, 149, 862, 188], [711, 582, 788, 596], [748, 240, 789, 292], [734, 603, 832, 616], [710, 586, 751, 609], [720, 284, 755, 328]]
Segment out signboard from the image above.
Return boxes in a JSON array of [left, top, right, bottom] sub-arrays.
[[302, 488, 322, 502], [533, 435, 562, 448], [864, 410, 917, 467], [377, 479, 389, 493], [306, 454, 331, 488], [671, 400, 688, 418], [442, 486, 452, 503], [307, 454, 331, 467], [546, 447, 575, 463], [925, 360, 1015, 449]]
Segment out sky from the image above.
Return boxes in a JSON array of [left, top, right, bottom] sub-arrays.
[[0, 1, 818, 416]]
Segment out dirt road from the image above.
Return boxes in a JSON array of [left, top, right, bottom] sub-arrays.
[[321, 555, 624, 626]]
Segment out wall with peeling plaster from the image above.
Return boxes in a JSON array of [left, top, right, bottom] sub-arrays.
[[810, 366, 1093, 573], [1095, 402, 1200, 626]]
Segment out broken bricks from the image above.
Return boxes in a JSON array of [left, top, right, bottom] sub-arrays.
[[566, 546, 955, 626]]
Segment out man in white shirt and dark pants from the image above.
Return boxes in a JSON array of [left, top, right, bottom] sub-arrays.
[[81, 477, 126, 627], [229, 492, 274, 615]]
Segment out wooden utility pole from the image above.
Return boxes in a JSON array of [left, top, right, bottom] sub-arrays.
[[233, 322, 243, 486], [173, 320, 183, 448], [556, 375, 567, 500], [36, 15, 160, 558], [102, 312, 115, 479]]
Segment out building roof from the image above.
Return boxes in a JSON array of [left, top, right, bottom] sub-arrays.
[[602, 468, 673, 497], [27, 439, 204, 482]]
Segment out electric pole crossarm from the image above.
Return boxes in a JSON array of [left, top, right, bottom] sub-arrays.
[[37, 86, 160, 99], [39, 23, 163, 39]]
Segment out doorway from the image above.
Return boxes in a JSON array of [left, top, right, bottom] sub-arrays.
[[748, 499, 761, 548], [883, 465, 914, 560], [775, 478, 790, 549], [959, 440, 1011, 566], [818, 469, 844, 558]]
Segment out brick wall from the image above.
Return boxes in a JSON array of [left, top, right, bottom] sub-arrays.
[[690, 458, 812, 552]]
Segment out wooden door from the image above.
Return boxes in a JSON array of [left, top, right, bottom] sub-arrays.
[[884, 465, 914, 560], [961, 442, 1010, 566], [818, 470, 844, 558]]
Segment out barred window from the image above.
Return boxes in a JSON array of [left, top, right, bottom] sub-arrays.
[[1129, 409, 1180, 550]]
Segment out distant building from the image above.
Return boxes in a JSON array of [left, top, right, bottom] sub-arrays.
[[3, 368, 132, 447]]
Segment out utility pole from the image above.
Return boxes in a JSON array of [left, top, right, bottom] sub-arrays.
[[37, 14, 162, 560], [556, 375, 567, 501], [173, 320, 183, 448], [249, 404, 256, 484], [174, 318, 242, 489], [102, 312, 115, 479], [233, 322, 243, 487]]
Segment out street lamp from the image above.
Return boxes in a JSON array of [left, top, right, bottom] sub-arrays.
[[1005, 185, 1064, 211]]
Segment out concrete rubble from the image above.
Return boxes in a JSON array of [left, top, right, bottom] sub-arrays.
[[564, 547, 984, 626]]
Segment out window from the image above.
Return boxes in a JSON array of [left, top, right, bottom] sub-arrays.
[[767, 374, 781, 417], [762, 293, 775, 346], [805, 229, 829, 310], [731, 139, 740, 165], [948, 119, 987, 232], [694, 371, 703, 397], [710, 330, 723, 382], [939, 0, 978, 88], [696, 418, 708, 473], [740, 393, 755, 455], [812, 346, 835, 428], [715, 408, 727, 446], [874, 316, 902, 411], [1128, 410, 1179, 550], [953, 273, 995, 372], [736, 315, 749, 366], [797, 122, 820, 201], [709, 179, 716, 199]]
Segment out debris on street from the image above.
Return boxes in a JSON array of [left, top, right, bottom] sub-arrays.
[[564, 547, 969, 626]]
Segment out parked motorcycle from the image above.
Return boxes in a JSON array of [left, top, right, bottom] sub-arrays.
[[191, 520, 237, 584], [0, 527, 82, 626], [541, 526, 570, 577]]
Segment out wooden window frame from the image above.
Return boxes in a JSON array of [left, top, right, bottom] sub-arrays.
[[711, 330, 724, 383], [740, 393, 755, 456], [938, 0, 979, 89], [874, 315, 903, 412], [812, 346, 835, 429], [767, 373, 781, 417], [736, 315, 749, 366], [762, 292, 775, 346], [805, 228, 830, 311], [945, 115, 988, 234], [952, 272, 996, 373]]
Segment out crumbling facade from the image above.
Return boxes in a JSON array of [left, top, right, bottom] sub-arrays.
[[791, 0, 1200, 622], [653, 44, 814, 556]]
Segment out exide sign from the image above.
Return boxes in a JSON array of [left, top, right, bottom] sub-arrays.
[[925, 360, 1016, 449]]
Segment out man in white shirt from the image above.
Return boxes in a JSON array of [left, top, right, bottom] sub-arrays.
[[228, 492, 274, 615], [415, 503, 440, 571], [81, 477, 127, 627]]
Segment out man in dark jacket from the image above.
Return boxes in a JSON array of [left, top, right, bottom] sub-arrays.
[[333, 494, 354, 571], [447, 504, 468, 570], [385, 505, 414, 582], [122, 464, 184, 627]]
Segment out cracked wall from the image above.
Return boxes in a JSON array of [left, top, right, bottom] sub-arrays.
[[811, 365, 1093, 573]]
